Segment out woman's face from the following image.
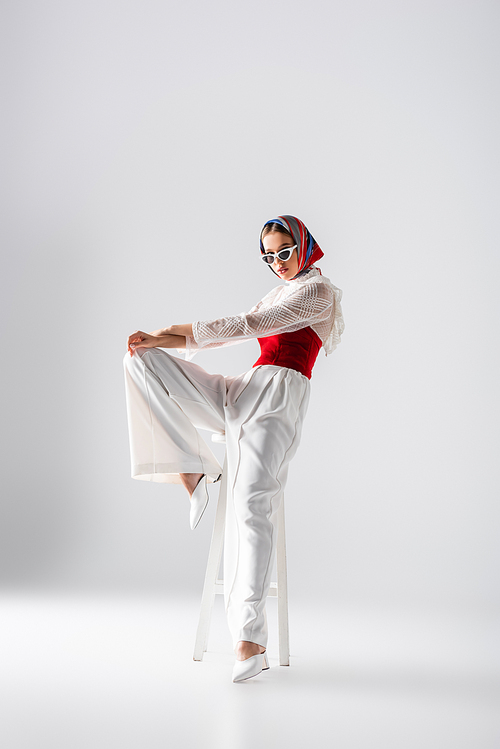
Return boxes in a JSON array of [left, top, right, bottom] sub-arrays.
[[261, 231, 299, 281]]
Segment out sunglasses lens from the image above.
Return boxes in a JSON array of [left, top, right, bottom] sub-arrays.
[[261, 246, 295, 264]]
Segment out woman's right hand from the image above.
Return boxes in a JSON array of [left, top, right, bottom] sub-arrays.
[[127, 330, 160, 356]]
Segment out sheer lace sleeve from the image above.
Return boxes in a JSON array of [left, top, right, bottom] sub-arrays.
[[192, 283, 334, 350], [177, 301, 264, 361]]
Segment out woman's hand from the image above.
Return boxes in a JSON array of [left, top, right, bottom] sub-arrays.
[[127, 330, 161, 356], [127, 324, 193, 356]]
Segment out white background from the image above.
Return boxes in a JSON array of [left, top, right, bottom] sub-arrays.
[[1, 1, 499, 746]]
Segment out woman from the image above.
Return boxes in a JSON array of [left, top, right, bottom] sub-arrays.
[[123, 215, 344, 683]]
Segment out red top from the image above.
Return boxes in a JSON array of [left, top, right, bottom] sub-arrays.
[[253, 327, 323, 380]]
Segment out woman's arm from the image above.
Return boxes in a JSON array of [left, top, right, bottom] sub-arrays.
[[127, 327, 192, 356], [137, 302, 265, 360], [192, 283, 334, 350], [148, 324, 193, 338]]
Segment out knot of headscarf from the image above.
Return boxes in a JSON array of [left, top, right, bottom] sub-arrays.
[[260, 215, 324, 279]]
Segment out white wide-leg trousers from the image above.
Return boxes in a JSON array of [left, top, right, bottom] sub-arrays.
[[123, 347, 311, 650]]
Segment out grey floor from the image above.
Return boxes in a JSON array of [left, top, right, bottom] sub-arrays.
[[1, 593, 498, 749]]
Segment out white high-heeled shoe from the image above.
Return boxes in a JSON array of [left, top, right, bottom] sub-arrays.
[[232, 650, 270, 683], [189, 475, 209, 530]]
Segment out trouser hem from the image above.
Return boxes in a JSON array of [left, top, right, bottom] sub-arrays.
[[232, 629, 268, 651], [132, 463, 222, 484]]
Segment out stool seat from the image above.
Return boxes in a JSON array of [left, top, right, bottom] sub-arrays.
[[193, 433, 290, 665]]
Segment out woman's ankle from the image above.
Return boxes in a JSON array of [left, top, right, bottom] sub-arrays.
[[235, 640, 266, 660], [179, 472, 204, 497]]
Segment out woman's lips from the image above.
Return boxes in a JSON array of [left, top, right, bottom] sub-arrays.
[[277, 267, 288, 274]]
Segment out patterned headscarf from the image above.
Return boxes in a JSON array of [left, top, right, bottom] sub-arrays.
[[260, 215, 324, 279]]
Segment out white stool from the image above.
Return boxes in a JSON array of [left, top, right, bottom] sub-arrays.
[[193, 433, 290, 665]]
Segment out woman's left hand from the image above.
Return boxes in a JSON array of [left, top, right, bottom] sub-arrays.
[[127, 330, 160, 356]]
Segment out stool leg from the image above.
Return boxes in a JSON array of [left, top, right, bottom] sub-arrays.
[[276, 497, 290, 666], [193, 458, 227, 661]]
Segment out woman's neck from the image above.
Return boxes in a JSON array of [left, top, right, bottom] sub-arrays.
[[290, 266, 316, 281]]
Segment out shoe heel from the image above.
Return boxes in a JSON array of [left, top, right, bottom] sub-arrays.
[[189, 475, 209, 530], [263, 651, 270, 670]]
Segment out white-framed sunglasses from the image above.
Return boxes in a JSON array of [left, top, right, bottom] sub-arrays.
[[261, 244, 297, 265]]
